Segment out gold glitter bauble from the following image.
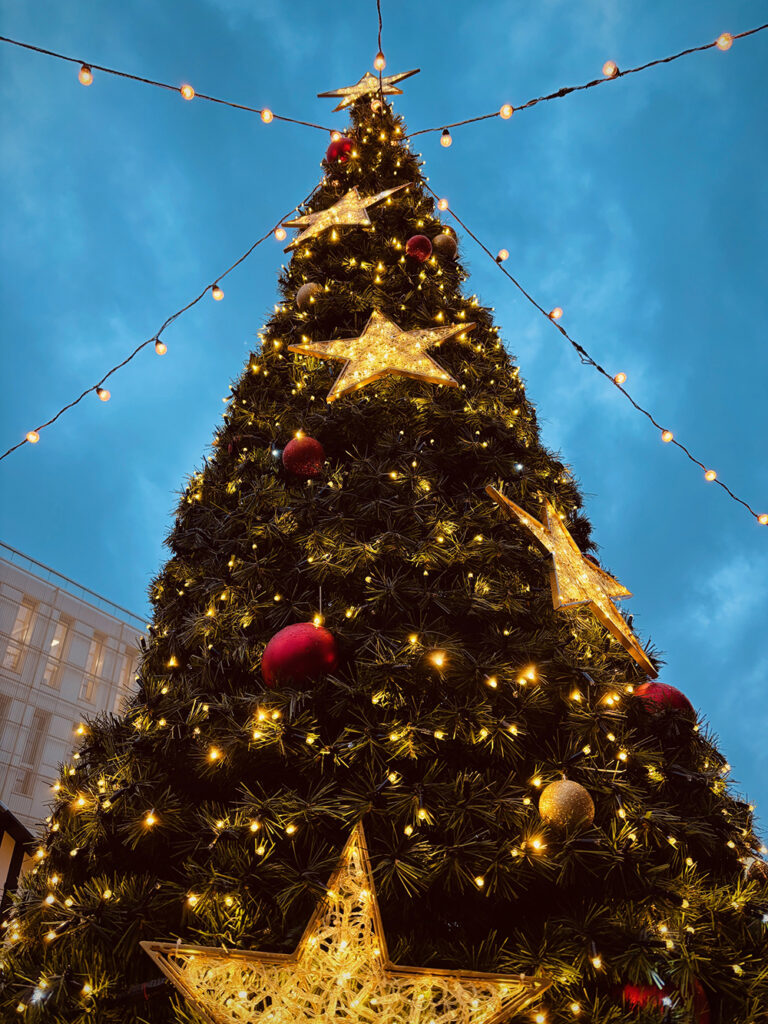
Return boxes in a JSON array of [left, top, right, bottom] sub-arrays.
[[538, 780, 595, 830]]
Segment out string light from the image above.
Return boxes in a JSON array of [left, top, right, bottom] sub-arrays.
[[374, 51, 386, 71], [440, 128, 452, 147], [496, 249, 509, 262], [407, 25, 767, 139], [613, 371, 627, 385], [499, 103, 513, 119], [1, 190, 318, 461], [78, 63, 93, 86], [705, 469, 717, 482], [96, 387, 110, 401], [180, 83, 195, 100], [424, 181, 765, 524], [274, 226, 287, 241], [549, 307, 563, 321], [661, 429, 674, 443], [602, 60, 619, 78], [437, 197, 449, 211], [211, 284, 224, 301], [260, 108, 273, 123]]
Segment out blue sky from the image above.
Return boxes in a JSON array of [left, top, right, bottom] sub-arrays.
[[1, 0, 766, 818]]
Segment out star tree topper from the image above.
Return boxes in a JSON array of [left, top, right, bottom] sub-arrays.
[[141, 822, 550, 1024], [288, 309, 473, 402], [281, 184, 409, 251], [318, 68, 420, 110], [486, 486, 657, 676]]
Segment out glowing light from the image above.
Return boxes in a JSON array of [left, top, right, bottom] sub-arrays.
[[758, 514, 768, 526], [82, 984, 92, 996], [613, 371, 627, 385], [496, 249, 509, 262], [331, 130, 342, 142], [144, 811, 157, 827], [499, 104, 513, 119], [154, 339, 167, 355], [96, 387, 110, 401], [430, 651, 446, 668], [437, 197, 449, 211], [374, 51, 387, 71], [180, 83, 195, 100], [78, 64, 93, 86], [440, 128, 452, 147], [26, 430, 40, 444], [274, 226, 287, 241], [602, 60, 619, 78], [704, 469, 717, 482], [661, 429, 674, 443], [548, 307, 563, 320], [260, 108, 274, 123], [212, 284, 224, 301], [716, 32, 733, 51], [208, 747, 221, 762]]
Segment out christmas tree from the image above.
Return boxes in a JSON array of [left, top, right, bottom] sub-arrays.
[[3, 73, 766, 1024]]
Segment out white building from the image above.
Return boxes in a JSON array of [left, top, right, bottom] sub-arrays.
[[0, 542, 144, 900]]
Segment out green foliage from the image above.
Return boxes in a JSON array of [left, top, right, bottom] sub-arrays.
[[2, 96, 765, 1024]]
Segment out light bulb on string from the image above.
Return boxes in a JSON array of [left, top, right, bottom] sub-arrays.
[[78, 64, 93, 86], [758, 514, 768, 526], [154, 339, 167, 355], [716, 33, 733, 50], [260, 108, 273, 124], [374, 51, 386, 71], [26, 430, 40, 444], [96, 387, 110, 402], [180, 84, 195, 100], [211, 284, 224, 301], [549, 307, 563, 321], [274, 226, 287, 242], [661, 429, 674, 443], [613, 371, 627, 385], [602, 60, 619, 78], [496, 249, 509, 263], [437, 197, 449, 211], [704, 469, 717, 482], [440, 128, 452, 147], [500, 104, 514, 119]]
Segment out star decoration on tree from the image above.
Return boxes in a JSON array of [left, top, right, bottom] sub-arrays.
[[486, 486, 657, 676], [288, 309, 473, 402], [318, 68, 420, 110], [281, 185, 409, 251], [141, 823, 550, 1024]]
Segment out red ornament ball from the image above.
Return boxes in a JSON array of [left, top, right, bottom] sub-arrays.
[[282, 436, 325, 478], [325, 136, 353, 164], [621, 980, 709, 1023], [405, 234, 432, 262], [261, 623, 338, 688], [635, 680, 694, 717]]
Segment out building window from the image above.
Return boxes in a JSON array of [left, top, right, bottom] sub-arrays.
[[80, 631, 106, 702], [14, 708, 51, 797], [42, 614, 73, 690], [2, 597, 38, 673]]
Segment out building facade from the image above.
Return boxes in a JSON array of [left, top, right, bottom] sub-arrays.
[[0, 543, 145, 902]]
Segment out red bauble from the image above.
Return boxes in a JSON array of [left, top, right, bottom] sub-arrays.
[[261, 623, 338, 688], [635, 680, 694, 717], [325, 136, 353, 164], [405, 234, 432, 262], [282, 436, 325, 478], [621, 980, 709, 1022]]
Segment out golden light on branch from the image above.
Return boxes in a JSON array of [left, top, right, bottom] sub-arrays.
[[142, 823, 550, 1024]]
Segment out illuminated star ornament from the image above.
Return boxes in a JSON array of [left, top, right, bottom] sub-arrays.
[[486, 486, 657, 676], [288, 309, 473, 402], [141, 823, 550, 1024], [318, 68, 420, 110], [281, 184, 408, 251]]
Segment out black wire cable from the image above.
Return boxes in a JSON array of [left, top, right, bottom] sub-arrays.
[[0, 188, 319, 463], [409, 24, 768, 138], [423, 183, 765, 524], [0, 35, 336, 133]]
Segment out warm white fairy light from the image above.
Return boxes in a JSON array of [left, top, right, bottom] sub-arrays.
[[180, 83, 195, 100], [260, 108, 273, 123], [78, 64, 93, 86]]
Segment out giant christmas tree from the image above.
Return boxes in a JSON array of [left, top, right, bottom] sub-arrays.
[[3, 72, 766, 1024]]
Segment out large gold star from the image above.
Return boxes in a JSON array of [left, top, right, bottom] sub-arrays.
[[281, 185, 408, 252], [288, 309, 473, 402], [318, 68, 420, 111], [486, 486, 657, 676], [141, 823, 550, 1024]]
